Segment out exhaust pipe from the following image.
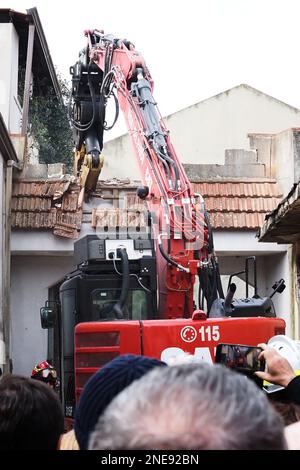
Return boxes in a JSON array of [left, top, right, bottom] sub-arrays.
[[224, 283, 236, 314]]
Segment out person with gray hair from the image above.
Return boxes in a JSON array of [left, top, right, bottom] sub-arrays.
[[89, 363, 286, 450]]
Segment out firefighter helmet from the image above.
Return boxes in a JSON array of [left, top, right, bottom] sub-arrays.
[[31, 361, 57, 385]]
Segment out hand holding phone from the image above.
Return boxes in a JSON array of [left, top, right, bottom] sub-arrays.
[[215, 344, 265, 373], [255, 343, 296, 388]]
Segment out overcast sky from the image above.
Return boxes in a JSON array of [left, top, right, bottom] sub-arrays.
[[5, 0, 300, 138]]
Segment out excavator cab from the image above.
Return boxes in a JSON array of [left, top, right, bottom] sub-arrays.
[[41, 234, 157, 418]]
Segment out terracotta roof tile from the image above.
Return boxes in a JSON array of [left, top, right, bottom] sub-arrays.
[[11, 210, 56, 229], [203, 195, 280, 214], [61, 190, 79, 212], [11, 180, 81, 238], [56, 209, 82, 230], [209, 209, 276, 230], [91, 208, 147, 230], [11, 197, 52, 212], [190, 181, 282, 230], [192, 181, 282, 198], [12, 181, 70, 198], [122, 182, 282, 230], [11, 179, 283, 233], [124, 193, 147, 211]]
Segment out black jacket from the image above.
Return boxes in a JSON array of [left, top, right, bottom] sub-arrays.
[[286, 376, 300, 405]]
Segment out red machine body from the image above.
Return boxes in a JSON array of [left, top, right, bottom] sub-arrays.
[[75, 317, 285, 400]]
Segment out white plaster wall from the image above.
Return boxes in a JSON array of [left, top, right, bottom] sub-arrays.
[[219, 255, 267, 296], [0, 24, 13, 125], [102, 85, 300, 180], [219, 256, 256, 298], [214, 232, 291, 331], [219, 253, 291, 333], [11, 229, 289, 256], [264, 252, 292, 335], [102, 132, 139, 181], [9, 24, 21, 133], [0, 23, 21, 132], [166, 86, 300, 166], [213, 230, 288, 255], [10, 256, 74, 376], [11, 223, 96, 255], [271, 129, 296, 198]]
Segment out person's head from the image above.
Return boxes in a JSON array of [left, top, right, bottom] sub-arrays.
[[31, 360, 57, 389], [74, 354, 166, 449], [271, 400, 300, 426], [89, 363, 286, 450], [0, 374, 64, 450]]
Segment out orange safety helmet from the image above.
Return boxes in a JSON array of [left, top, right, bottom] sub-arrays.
[[31, 361, 57, 385]]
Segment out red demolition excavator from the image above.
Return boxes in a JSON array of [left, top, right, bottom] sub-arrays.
[[40, 30, 286, 419]]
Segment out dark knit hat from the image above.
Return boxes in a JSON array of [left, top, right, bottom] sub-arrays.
[[74, 354, 166, 449]]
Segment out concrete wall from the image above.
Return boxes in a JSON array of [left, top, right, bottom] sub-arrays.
[[11, 229, 289, 257], [10, 256, 74, 376], [9, 24, 21, 133], [272, 129, 295, 197], [219, 252, 291, 335], [263, 252, 292, 335], [214, 232, 291, 332], [10, 225, 95, 375], [213, 231, 291, 332], [249, 128, 300, 199], [11, 224, 96, 256], [102, 85, 300, 180], [213, 230, 288, 256], [0, 23, 22, 133], [0, 24, 13, 125]]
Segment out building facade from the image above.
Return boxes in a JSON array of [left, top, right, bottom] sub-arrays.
[[0, 114, 18, 373], [259, 128, 300, 339], [0, 7, 60, 373], [102, 84, 300, 180]]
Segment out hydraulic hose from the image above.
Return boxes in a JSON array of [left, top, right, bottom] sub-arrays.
[[158, 234, 189, 273], [113, 248, 130, 319], [69, 62, 97, 132]]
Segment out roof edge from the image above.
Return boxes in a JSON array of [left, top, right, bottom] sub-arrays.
[[0, 113, 18, 162], [191, 178, 279, 184], [104, 83, 300, 145], [27, 7, 61, 100], [165, 84, 300, 121], [258, 181, 300, 242]]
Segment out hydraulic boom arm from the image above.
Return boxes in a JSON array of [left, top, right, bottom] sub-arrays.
[[70, 30, 224, 318]]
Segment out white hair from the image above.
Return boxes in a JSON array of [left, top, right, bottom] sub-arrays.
[[89, 363, 286, 450]]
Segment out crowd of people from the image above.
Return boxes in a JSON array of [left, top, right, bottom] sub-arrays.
[[0, 344, 300, 450]]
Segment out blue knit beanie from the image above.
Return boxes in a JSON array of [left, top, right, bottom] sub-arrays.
[[74, 354, 166, 449]]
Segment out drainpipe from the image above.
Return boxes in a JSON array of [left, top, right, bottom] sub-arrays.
[[2, 161, 13, 373]]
